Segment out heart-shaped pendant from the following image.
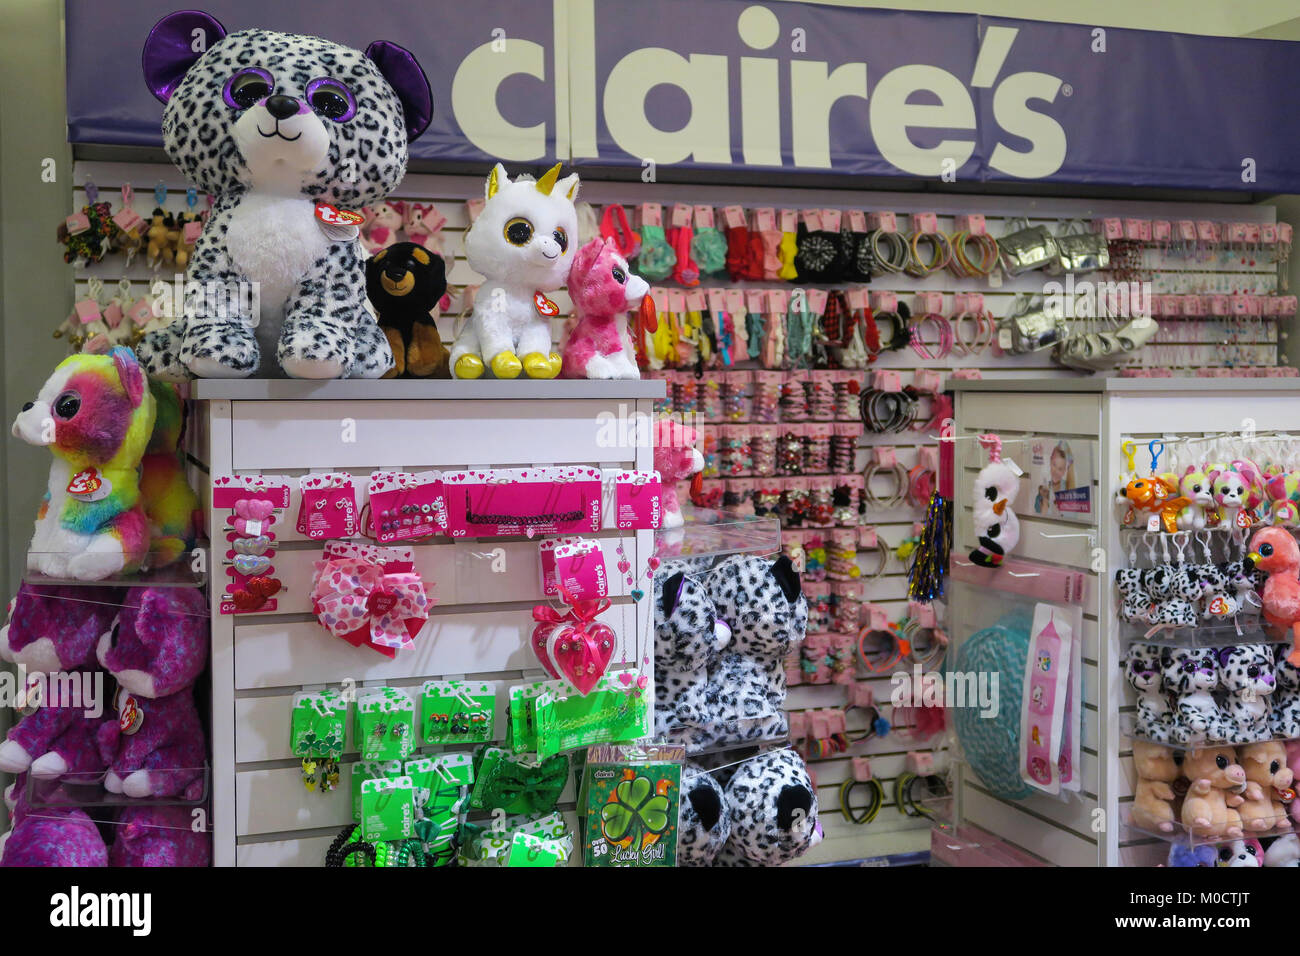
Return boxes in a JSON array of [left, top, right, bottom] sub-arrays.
[[631, 588, 644, 602], [617, 559, 631, 574], [234, 498, 275, 521], [232, 554, 272, 576], [647, 556, 661, 570], [232, 535, 271, 556], [548, 621, 615, 696]]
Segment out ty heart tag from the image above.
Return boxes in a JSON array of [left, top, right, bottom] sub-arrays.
[[547, 621, 615, 696], [233, 554, 272, 576]]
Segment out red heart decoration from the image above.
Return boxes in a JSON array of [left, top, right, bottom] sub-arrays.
[[547, 621, 616, 696], [231, 589, 265, 611], [247, 576, 281, 599], [530, 621, 562, 680], [368, 590, 398, 616]]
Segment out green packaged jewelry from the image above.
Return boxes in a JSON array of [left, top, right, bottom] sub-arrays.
[[351, 760, 404, 822], [354, 687, 416, 761], [459, 811, 573, 867], [508, 681, 547, 754], [291, 689, 348, 793], [359, 775, 415, 842], [422, 679, 496, 745], [469, 745, 568, 815], [581, 744, 684, 867], [534, 676, 651, 759]]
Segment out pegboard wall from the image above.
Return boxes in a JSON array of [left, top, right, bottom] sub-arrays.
[[63, 159, 1288, 866]]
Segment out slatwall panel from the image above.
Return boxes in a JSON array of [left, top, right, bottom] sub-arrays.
[[950, 388, 1105, 866], [64, 159, 1286, 867], [71, 162, 1282, 373], [198, 386, 658, 866], [1104, 391, 1300, 866]]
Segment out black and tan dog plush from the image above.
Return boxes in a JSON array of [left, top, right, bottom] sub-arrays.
[[365, 241, 449, 378]]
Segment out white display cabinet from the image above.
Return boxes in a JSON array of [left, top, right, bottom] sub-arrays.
[[192, 379, 662, 866], [949, 377, 1300, 867]]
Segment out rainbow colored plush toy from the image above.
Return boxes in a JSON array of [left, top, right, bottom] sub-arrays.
[[140, 381, 199, 566], [11, 348, 154, 581]]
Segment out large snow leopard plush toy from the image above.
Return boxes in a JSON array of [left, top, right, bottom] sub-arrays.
[[138, 10, 432, 380]]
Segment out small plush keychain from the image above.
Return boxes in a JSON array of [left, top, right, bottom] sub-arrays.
[[969, 433, 1022, 568]]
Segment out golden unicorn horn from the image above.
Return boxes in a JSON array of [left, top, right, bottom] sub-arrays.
[[535, 163, 562, 195]]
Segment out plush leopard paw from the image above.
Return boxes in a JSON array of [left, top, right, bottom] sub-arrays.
[[346, 321, 396, 379], [136, 325, 192, 382], [181, 319, 259, 379], [277, 314, 353, 380]]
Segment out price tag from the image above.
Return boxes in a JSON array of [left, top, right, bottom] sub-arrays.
[[693, 205, 715, 228]]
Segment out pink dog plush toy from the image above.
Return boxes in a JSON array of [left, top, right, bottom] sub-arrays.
[[654, 418, 704, 529], [560, 237, 649, 380]]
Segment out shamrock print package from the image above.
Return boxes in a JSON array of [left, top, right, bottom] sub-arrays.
[[581, 744, 683, 867]]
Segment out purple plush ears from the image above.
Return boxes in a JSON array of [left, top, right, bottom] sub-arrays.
[[110, 347, 146, 408], [365, 40, 434, 142], [143, 10, 228, 103]]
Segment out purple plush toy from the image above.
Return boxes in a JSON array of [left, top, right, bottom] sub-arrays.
[[0, 773, 107, 867], [96, 587, 209, 800], [0, 583, 123, 673], [0, 696, 115, 781], [110, 805, 210, 867]]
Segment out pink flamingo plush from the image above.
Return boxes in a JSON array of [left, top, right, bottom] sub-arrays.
[[560, 237, 649, 379]]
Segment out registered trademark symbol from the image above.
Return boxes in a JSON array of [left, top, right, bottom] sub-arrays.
[[1061, 83, 1073, 96]]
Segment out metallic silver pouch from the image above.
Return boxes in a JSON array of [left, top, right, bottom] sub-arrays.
[[997, 221, 1059, 276]]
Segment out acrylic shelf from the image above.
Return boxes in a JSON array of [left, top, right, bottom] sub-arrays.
[[1121, 616, 1276, 649], [23, 764, 210, 810], [655, 510, 782, 562], [1121, 712, 1300, 749], [22, 541, 210, 590], [1124, 809, 1295, 849]]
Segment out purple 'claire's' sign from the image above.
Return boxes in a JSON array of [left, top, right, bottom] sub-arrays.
[[65, 0, 1300, 191]]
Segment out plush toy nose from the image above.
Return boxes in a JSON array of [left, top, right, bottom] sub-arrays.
[[264, 94, 302, 120], [21, 403, 32, 411], [384, 264, 409, 282], [993, 499, 1007, 516]]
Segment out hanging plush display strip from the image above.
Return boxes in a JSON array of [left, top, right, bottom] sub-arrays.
[[969, 433, 1023, 568]]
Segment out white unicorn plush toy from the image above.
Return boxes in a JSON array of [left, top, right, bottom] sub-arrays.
[[451, 163, 579, 379]]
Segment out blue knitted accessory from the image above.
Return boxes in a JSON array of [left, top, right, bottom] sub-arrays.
[[951, 607, 1034, 801]]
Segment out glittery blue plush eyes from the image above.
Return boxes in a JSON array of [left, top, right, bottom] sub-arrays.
[[305, 77, 356, 122], [223, 68, 274, 110]]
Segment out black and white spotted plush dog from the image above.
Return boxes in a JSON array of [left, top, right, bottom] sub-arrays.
[[1125, 643, 1173, 743], [702, 554, 809, 748], [1218, 644, 1276, 743], [1163, 648, 1223, 744], [138, 11, 432, 380], [1273, 650, 1300, 739], [653, 562, 731, 749]]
